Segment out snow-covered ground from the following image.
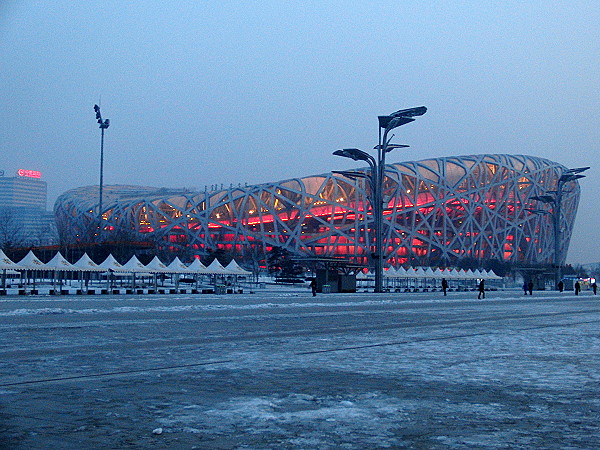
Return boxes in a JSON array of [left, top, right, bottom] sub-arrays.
[[0, 287, 599, 448]]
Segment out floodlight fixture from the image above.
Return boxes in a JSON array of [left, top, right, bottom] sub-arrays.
[[529, 165, 589, 291], [333, 105, 427, 294], [332, 170, 369, 179], [93, 104, 110, 225], [389, 116, 415, 130], [374, 143, 410, 153], [333, 148, 375, 165], [378, 115, 414, 130], [389, 106, 428, 118]]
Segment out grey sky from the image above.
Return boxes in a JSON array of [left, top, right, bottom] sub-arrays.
[[0, 1, 598, 263]]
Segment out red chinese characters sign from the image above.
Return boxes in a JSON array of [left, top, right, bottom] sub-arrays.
[[17, 169, 41, 178]]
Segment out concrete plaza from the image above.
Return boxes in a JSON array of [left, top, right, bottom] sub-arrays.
[[0, 288, 599, 448]]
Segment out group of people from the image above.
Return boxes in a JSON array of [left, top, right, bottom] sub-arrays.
[[470, 278, 596, 299], [527, 279, 597, 296], [574, 281, 597, 295], [441, 277, 486, 299], [310, 276, 597, 297]]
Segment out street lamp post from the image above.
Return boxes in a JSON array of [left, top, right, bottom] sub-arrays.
[[93, 105, 110, 224], [334, 107, 427, 293], [530, 166, 589, 289]]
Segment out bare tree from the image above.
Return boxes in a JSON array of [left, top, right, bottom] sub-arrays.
[[0, 209, 26, 251]]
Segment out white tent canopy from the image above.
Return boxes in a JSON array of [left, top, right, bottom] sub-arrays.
[[404, 267, 418, 278], [167, 257, 195, 274], [18, 250, 47, 270], [452, 269, 466, 279], [0, 250, 23, 270], [432, 268, 446, 279], [45, 252, 78, 271], [356, 271, 367, 280], [473, 269, 486, 279], [225, 259, 252, 275], [448, 268, 462, 279], [383, 266, 503, 281], [423, 267, 436, 278], [145, 256, 170, 273], [98, 254, 127, 272], [413, 267, 427, 278], [187, 258, 208, 274], [73, 253, 104, 272], [485, 269, 503, 279], [356, 270, 372, 280], [395, 266, 409, 278], [205, 258, 230, 274], [121, 255, 151, 273], [384, 267, 397, 278]]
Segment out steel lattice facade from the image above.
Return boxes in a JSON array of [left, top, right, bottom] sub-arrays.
[[54, 154, 580, 267]]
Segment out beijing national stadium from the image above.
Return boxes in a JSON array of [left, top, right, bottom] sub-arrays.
[[54, 154, 581, 268]]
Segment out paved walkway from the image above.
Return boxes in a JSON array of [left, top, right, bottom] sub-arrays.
[[0, 290, 598, 448]]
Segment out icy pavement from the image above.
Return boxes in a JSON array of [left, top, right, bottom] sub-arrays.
[[0, 288, 599, 448]]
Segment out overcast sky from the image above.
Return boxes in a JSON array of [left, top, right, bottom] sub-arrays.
[[0, 1, 598, 264]]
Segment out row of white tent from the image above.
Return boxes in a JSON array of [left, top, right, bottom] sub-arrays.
[[358, 266, 502, 280], [1, 250, 501, 280], [0, 250, 252, 276]]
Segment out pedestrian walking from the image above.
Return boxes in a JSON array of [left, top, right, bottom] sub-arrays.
[[478, 279, 485, 299], [575, 281, 581, 296], [592, 282, 597, 295], [523, 281, 528, 295], [310, 278, 317, 297], [528, 281, 533, 296], [441, 278, 448, 296], [558, 280, 564, 292]]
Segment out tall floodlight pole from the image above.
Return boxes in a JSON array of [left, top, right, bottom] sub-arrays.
[[334, 106, 426, 293], [93, 105, 110, 225], [530, 166, 589, 289]]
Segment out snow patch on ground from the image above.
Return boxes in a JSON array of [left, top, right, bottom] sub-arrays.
[[157, 393, 403, 446]]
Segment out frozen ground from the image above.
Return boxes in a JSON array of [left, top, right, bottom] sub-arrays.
[[0, 287, 599, 448]]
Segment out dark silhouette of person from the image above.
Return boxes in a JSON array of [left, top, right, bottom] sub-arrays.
[[558, 280, 564, 292], [478, 279, 485, 299], [592, 282, 597, 295], [441, 278, 448, 296], [310, 278, 317, 296], [523, 281, 528, 295], [528, 281, 533, 296], [575, 281, 581, 296]]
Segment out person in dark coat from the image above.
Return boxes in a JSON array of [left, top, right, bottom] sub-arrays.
[[441, 278, 449, 296], [575, 281, 581, 296], [528, 281, 533, 296], [592, 282, 597, 295], [310, 278, 317, 296], [478, 279, 485, 299], [558, 280, 564, 292], [523, 281, 528, 295]]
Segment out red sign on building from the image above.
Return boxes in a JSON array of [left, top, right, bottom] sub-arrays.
[[17, 169, 42, 178]]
